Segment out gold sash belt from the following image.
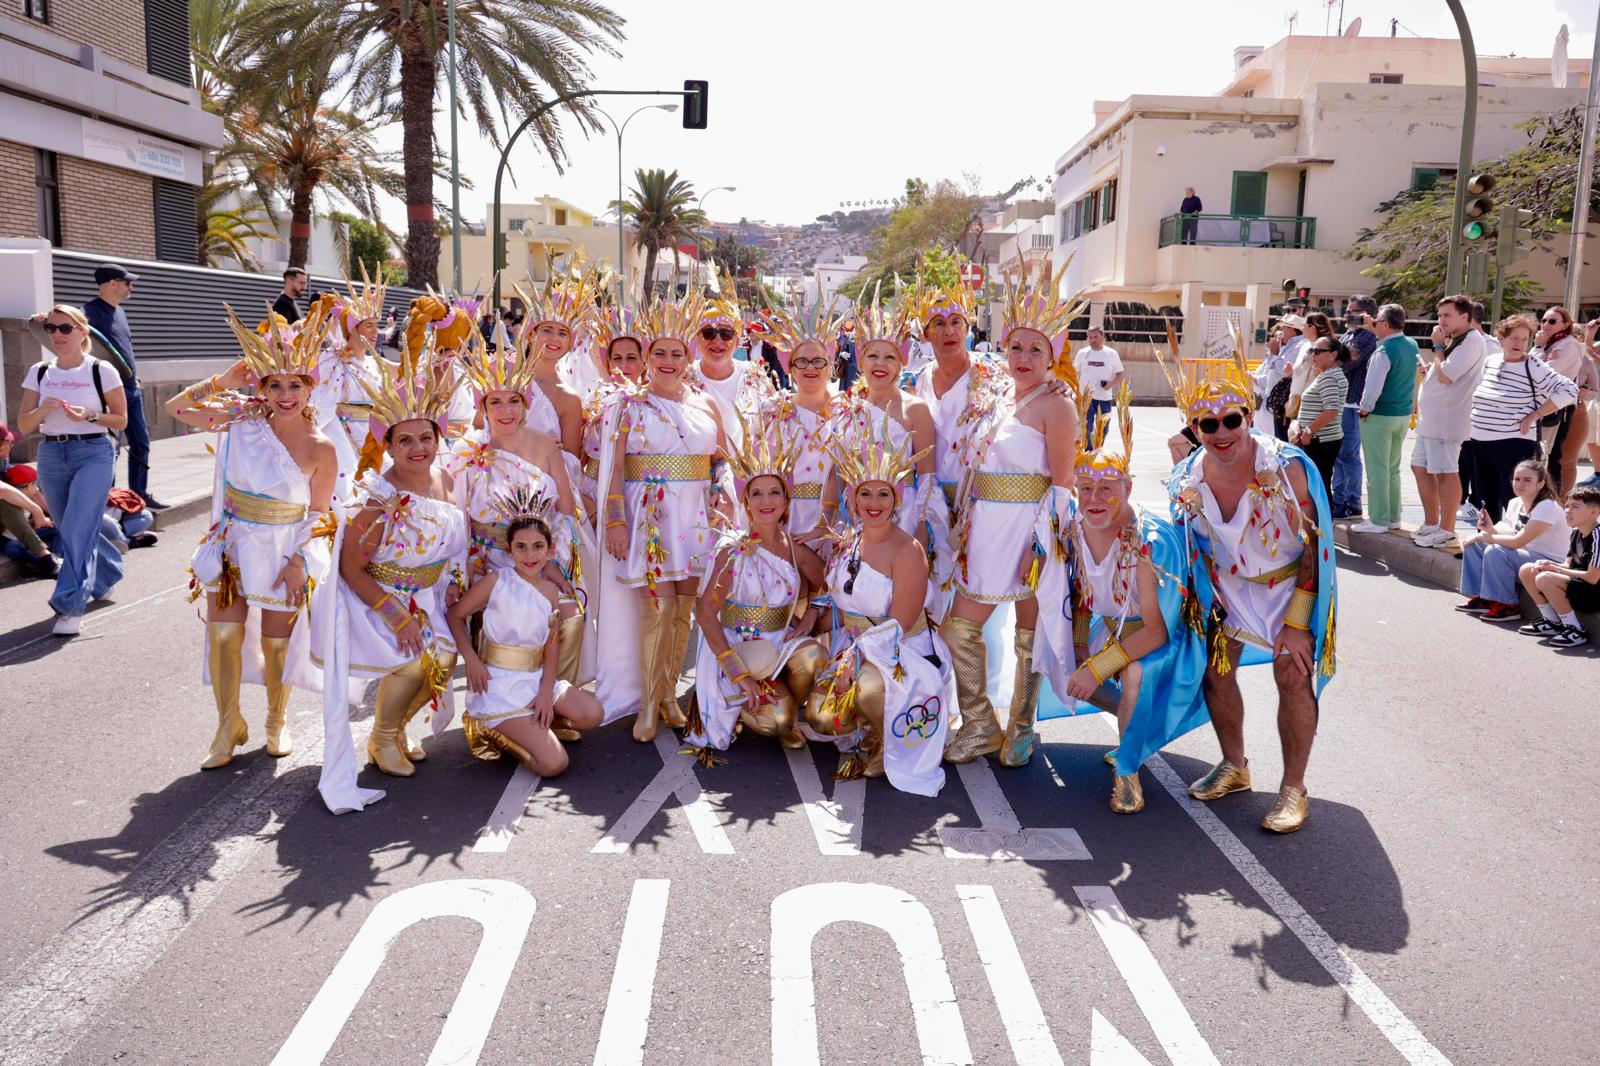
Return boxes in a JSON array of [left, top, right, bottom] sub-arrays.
[[223, 483, 307, 525], [941, 481, 959, 509], [623, 454, 712, 482], [791, 482, 823, 499], [840, 609, 928, 638], [365, 558, 445, 592], [470, 518, 509, 550], [479, 638, 543, 672], [1239, 558, 1302, 586], [1098, 616, 1144, 640], [970, 472, 1051, 503], [719, 602, 793, 633]]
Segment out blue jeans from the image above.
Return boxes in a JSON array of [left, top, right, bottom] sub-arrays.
[[1459, 540, 1539, 604], [122, 386, 151, 498], [36, 435, 123, 615], [1086, 398, 1114, 443], [1331, 407, 1363, 512]]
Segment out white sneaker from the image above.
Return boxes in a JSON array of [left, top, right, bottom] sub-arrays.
[[1350, 521, 1389, 534], [51, 613, 83, 637], [1419, 528, 1459, 548], [1410, 524, 1440, 545], [1457, 503, 1481, 524]]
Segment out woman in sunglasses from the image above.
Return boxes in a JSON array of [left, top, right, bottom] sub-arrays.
[[1291, 338, 1352, 488], [692, 284, 775, 453], [762, 299, 852, 541], [1532, 306, 1592, 496]]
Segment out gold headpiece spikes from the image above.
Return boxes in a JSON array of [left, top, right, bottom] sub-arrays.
[[354, 330, 455, 437], [851, 278, 914, 358], [490, 482, 560, 527], [999, 260, 1086, 359], [336, 262, 387, 337], [460, 322, 538, 400], [1152, 317, 1254, 421], [639, 287, 708, 351], [225, 295, 334, 384], [1074, 381, 1135, 481], [701, 267, 744, 330], [764, 294, 846, 359], [723, 407, 804, 491], [830, 419, 932, 489], [905, 272, 975, 329]]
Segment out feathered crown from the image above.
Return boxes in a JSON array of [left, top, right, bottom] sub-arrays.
[[830, 419, 932, 489], [1000, 262, 1085, 359], [905, 274, 975, 327], [701, 268, 743, 330], [591, 302, 643, 354], [335, 263, 387, 337], [514, 263, 604, 334], [639, 288, 708, 350], [354, 333, 456, 437], [1074, 381, 1135, 481], [490, 482, 559, 527], [459, 322, 537, 400], [851, 279, 914, 358], [764, 294, 845, 357], [722, 407, 804, 491], [226, 294, 335, 383], [1153, 319, 1253, 420]]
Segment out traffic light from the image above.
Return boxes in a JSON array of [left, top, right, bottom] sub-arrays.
[[1281, 277, 1297, 296], [682, 80, 708, 129], [1464, 251, 1488, 294], [1295, 286, 1311, 301], [1496, 206, 1534, 268], [1462, 173, 1496, 242]]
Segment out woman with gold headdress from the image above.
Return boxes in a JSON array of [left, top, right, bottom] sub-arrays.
[[595, 289, 730, 741], [694, 273, 774, 451], [759, 297, 851, 539], [577, 303, 648, 518], [805, 427, 952, 794], [304, 343, 467, 810], [683, 407, 829, 759], [313, 271, 389, 495], [512, 269, 603, 468], [405, 291, 481, 441], [166, 301, 339, 771], [942, 267, 1082, 767]]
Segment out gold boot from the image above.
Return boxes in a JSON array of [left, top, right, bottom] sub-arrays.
[[201, 621, 248, 769], [369, 657, 427, 776], [632, 595, 667, 742], [553, 602, 586, 741], [856, 662, 887, 777], [260, 635, 293, 757], [1188, 758, 1251, 801], [942, 615, 1001, 763], [462, 715, 540, 773], [398, 651, 454, 762], [998, 627, 1041, 768], [1109, 774, 1145, 814], [777, 641, 826, 749], [1261, 785, 1309, 833], [657, 595, 692, 729]]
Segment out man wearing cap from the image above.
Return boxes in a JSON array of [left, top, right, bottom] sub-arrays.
[[85, 264, 166, 511], [1254, 315, 1305, 439]]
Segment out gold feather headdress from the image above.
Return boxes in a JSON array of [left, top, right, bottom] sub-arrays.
[[830, 419, 933, 489], [514, 263, 604, 340], [639, 288, 708, 351], [1153, 318, 1253, 421], [335, 263, 387, 337], [905, 273, 975, 329], [591, 302, 643, 354], [354, 332, 456, 438], [225, 294, 335, 384], [700, 268, 743, 331], [1074, 381, 1136, 482], [1000, 262, 1086, 359], [722, 407, 804, 492], [459, 321, 537, 400], [850, 279, 915, 358], [764, 295, 846, 358], [490, 482, 560, 527]]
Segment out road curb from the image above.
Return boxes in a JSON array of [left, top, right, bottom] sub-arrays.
[[1332, 521, 1462, 588]]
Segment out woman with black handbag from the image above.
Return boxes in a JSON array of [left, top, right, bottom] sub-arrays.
[[1532, 307, 1591, 496], [1468, 315, 1579, 521]]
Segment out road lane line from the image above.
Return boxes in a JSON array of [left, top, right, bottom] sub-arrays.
[[783, 747, 863, 856], [1075, 885, 1221, 1066], [592, 734, 732, 854], [771, 882, 973, 1066], [956, 885, 1064, 1066], [1090, 1010, 1158, 1066], [472, 766, 542, 853], [592, 879, 670, 1066], [938, 759, 1092, 861], [0, 582, 187, 665], [272, 879, 535, 1066], [1142, 752, 1453, 1066]]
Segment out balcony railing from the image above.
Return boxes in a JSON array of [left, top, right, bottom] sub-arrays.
[[1158, 213, 1316, 249]]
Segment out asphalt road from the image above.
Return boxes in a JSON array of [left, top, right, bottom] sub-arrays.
[[1, 508, 1596, 1066]]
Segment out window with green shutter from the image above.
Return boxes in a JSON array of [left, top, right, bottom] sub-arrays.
[[1101, 179, 1117, 224], [1230, 170, 1267, 216], [1411, 166, 1456, 192]]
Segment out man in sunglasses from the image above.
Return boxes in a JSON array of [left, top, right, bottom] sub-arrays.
[[692, 288, 774, 453], [1166, 370, 1339, 834]]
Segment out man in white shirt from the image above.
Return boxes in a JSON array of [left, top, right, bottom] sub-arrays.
[[1253, 314, 1304, 437], [1411, 294, 1488, 547], [1073, 327, 1124, 443]]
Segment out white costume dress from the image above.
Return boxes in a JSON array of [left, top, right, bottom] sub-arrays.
[[465, 569, 571, 726], [311, 348, 384, 497], [954, 401, 1054, 604], [824, 552, 954, 797], [765, 396, 836, 536], [829, 398, 949, 550]]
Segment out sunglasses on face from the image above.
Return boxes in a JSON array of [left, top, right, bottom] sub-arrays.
[[1195, 411, 1246, 434], [790, 356, 830, 370], [700, 327, 736, 342], [41, 322, 78, 334]]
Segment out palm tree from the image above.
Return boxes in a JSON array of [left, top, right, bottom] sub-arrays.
[[240, 0, 625, 289], [199, 208, 279, 270], [614, 168, 704, 305]]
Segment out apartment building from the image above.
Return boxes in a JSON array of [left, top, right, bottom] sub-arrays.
[[438, 195, 654, 296]]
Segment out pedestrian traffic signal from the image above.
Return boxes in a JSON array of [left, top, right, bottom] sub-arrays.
[[1496, 206, 1535, 268], [1462, 173, 1497, 242], [683, 80, 708, 129], [1464, 251, 1488, 294], [1295, 286, 1311, 301]]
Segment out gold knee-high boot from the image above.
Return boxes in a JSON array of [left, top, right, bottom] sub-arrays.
[[632, 595, 668, 742], [999, 627, 1041, 768], [553, 602, 586, 742], [260, 635, 293, 757], [942, 615, 1001, 763], [776, 641, 827, 749], [657, 595, 692, 729], [202, 621, 249, 769], [461, 715, 540, 773], [369, 657, 428, 776], [398, 651, 455, 762], [856, 662, 888, 777]]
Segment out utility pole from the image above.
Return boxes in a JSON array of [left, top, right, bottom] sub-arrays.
[[1564, 6, 1600, 314], [1443, 1, 1479, 298], [446, 0, 463, 295]]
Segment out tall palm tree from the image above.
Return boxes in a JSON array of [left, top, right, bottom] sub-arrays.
[[240, 0, 625, 289], [614, 168, 703, 305]]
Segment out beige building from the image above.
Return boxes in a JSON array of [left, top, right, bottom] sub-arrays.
[[1051, 34, 1598, 356], [437, 195, 650, 299]]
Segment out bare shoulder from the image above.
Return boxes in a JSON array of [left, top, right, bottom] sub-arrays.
[[890, 527, 930, 578], [532, 575, 561, 606]]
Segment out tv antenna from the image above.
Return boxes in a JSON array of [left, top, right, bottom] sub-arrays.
[[1285, 10, 1298, 34]]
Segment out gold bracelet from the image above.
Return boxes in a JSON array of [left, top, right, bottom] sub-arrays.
[[715, 648, 738, 662], [1086, 640, 1132, 684], [372, 593, 412, 633], [728, 669, 751, 684], [606, 519, 627, 530], [606, 493, 624, 501], [1283, 587, 1317, 631]]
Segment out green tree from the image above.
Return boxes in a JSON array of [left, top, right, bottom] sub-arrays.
[[613, 168, 704, 305], [332, 211, 398, 281], [1348, 108, 1593, 311], [710, 233, 765, 281], [199, 208, 278, 270], [240, 0, 625, 289], [839, 177, 980, 303]]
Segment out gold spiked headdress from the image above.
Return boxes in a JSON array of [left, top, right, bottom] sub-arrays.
[[764, 295, 846, 359], [459, 321, 538, 401], [722, 407, 804, 493], [1152, 319, 1254, 421], [591, 302, 643, 354], [639, 288, 708, 351], [999, 262, 1085, 359], [850, 279, 914, 359], [225, 294, 335, 384], [353, 334, 456, 438], [514, 263, 604, 334], [905, 273, 975, 329], [1074, 382, 1135, 482], [700, 268, 744, 331], [490, 482, 560, 527], [829, 419, 932, 490], [335, 263, 387, 337]]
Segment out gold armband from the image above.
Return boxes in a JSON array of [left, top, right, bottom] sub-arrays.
[[372, 592, 412, 633], [1086, 640, 1132, 684], [1283, 587, 1317, 631]]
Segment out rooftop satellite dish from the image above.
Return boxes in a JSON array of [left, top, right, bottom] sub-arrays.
[[1343, 16, 1362, 37], [1553, 24, 1570, 89]]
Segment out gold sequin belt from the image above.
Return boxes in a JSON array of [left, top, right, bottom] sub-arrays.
[[624, 454, 712, 482], [365, 558, 446, 592], [840, 609, 928, 638], [971, 472, 1051, 503], [792, 482, 823, 499], [1238, 557, 1302, 586], [941, 481, 959, 508], [223, 483, 307, 525], [336, 401, 374, 420], [719, 602, 793, 633], [479, 638, 542, 672], [470, 518, 509, 550]]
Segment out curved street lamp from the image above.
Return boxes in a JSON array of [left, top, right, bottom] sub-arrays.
[[597, 102, 678, 309], [694, 184, 737, 282]]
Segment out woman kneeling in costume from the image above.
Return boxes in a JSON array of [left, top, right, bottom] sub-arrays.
[[685, 409, 828, 760], [447, 493, 605, 777], [169, 303, 338, 770], [807, 429, 954, 795]]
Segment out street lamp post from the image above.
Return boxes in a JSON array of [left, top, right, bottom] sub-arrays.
[[597, 103, 678, 310], [446, 0, 463, 295], [694, 184, 736, 284]]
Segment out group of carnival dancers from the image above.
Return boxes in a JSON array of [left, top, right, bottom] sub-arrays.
[[165, 259, 1338, 834]]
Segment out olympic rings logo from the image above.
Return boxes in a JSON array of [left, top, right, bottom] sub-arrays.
[[891, 696, 942, 748]]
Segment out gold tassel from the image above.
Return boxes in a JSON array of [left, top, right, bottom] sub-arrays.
[[1024, 551, 1043, 591], [834, 751, 866, 780], [679, 744, 725, 769], [1319, 596, 1337, 679], [354, 432, 386, 482], [1180, 583, 1204, 638], [681, 697, 705, 739], [215, 555, 241, 609], [1209, 617, 1234, 675]]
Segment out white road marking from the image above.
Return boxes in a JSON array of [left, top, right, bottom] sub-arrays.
[[271, 879, 535, 1066], [770, 882, 973, 1066], [1075, 885, 1220, 1066], [783, 747, 864, 856], [956, 885, 1064, 1066], [472, 765, 542, 853], [592, 879, 671, 1066], [592, 732, 733, 854], [938, 758, 1092, 861], [1142, 753, 1454, 1066], [0, 582, 187, 666], [1090, 1009, 1158, 1066]]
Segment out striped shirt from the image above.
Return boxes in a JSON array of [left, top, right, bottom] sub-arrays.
[[1469, 354, 1579, 442], [1296, 369, 1347, 442], [1571, 525, 1600, 573]]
